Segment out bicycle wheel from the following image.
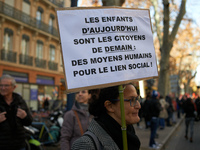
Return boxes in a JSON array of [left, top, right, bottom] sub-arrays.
[[41, 130, 57, 145], [30, 143, 43, 150], [25, 139, 31, 150], [40, 131, 49, 143]]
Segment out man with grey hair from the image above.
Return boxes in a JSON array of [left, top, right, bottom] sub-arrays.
[[0, 74, 33, 150]]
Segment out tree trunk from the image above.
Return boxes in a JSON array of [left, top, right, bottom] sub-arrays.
[[102, 0, 125, 6], [157, 0, 186, 97], [158, 46, 171, 96], [157, 0, 171, 97], [71, 0, 77, 7]]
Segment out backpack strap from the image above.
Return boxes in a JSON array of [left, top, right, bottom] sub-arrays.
[[84, 131, 101, 150]]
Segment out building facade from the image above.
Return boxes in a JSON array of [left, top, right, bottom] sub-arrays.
[[0, 0, 67, 110]]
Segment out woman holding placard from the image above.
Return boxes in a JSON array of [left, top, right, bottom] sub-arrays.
[[71, 84, 141, 150]]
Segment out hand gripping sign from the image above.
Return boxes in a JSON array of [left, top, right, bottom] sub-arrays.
[[56, 7, 158, 93]]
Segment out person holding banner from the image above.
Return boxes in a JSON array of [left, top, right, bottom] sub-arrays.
[[60, 90, 92, 150], [71, 84, 141, 150]]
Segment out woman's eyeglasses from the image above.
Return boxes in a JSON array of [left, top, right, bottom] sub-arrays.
[[110, 96, 141, 107]]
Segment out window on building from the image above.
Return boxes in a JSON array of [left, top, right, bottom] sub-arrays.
[[3, 28, 13, 51], [22, 0, 30, 15], [36, 40, 43, 59], [5, 0, 14, 6], [49, 45, 55, 61], [4, 0, 14, 16], [21, 34, 29, 55], [36, 7, 43, 26], [60, 53, 63, 66], [49, 14, 55, 33]]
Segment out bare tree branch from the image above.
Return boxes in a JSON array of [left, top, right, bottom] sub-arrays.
[[151, 0, 162, 48], [170, 0, 186, 43], [162, 0, 170, 53]]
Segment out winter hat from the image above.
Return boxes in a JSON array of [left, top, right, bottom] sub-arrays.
[[152, 90, 158, 98]]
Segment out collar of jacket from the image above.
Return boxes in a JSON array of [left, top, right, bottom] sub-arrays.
[[87, 119, 120, 150], [0, 93, 23, 106], [71, 101, 88, 115]]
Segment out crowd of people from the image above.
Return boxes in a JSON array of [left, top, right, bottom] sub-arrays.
[[1, 74, 200, 150], [59, 88, 200, 149], [141, 90, 200, 148]]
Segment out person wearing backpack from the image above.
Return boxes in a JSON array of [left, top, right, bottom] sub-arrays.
[[71, 84, 141, 150]]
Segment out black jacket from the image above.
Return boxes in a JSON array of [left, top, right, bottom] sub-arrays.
[[183, 99, 195, 118], [0, 93, 33, 150], [149, 98, 161, 118], [143, 99, 151, 120]]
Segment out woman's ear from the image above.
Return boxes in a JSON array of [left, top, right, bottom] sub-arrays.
[[104, 100, 115, 113], [88, 93, 92, 100]]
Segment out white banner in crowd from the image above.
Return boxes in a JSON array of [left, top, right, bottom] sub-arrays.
[[56, 7, 158, 92]]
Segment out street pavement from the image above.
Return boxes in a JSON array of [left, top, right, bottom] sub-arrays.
[[164, 118, 200, 150], [134, 114, 185, 150]]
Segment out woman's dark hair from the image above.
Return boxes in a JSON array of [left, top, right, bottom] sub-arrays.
[[88, 86, 119, 117]]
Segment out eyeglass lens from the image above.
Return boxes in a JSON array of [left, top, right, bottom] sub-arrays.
[[130, 96, 140, 107]]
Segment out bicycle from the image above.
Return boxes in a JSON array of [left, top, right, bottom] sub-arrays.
[[24, 126, 43, 150], [31, 122, 59, 146]]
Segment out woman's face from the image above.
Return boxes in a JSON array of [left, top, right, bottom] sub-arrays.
[[76, 90, 91, 104], [108, 85, 141, 125]]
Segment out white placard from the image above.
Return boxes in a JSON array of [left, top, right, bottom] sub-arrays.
[[56, 7, 158, 92]]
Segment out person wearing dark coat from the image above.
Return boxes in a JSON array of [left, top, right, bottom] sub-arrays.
[[165, 94, 174, 126], [72, 84, 141, 150], [0, 74, 33, 150], [183, 98, 196, 142], [149, 90, 161, 149], [43, 98, 49, 111], [195, 96, 200, 120], [142, 93, 151, 129]]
